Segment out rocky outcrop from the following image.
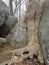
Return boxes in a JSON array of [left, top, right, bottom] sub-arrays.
[[39, 0, 49, 65], [0, 24, 10, 37], [6, 21, 27, 48], [0, 0, 9, 27], [5, 16, 18, 30], [0, 0, 9, 37]]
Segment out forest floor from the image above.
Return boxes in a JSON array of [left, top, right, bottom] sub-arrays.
[[0, 43, 44, 65]]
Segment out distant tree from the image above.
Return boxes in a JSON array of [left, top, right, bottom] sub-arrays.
[[2, 0, 28, 21], [9, 0, 13, 15]]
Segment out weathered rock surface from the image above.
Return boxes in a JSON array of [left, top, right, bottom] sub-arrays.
[[5, 16, 18, 30], [0, 16, 18, 38], [6, 22, 27, 48], [0, 0, 9, 27], [39, 0, 49, 65], [0, 0, 9, 38]]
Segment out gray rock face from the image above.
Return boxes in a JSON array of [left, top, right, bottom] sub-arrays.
[[0, 0, 9, 27], [5, 16, 18, 30], [6, 22, 27, 48], [0, 16, 18, 38], [0, 0, 9, 38], [39, 0, 49, 64]]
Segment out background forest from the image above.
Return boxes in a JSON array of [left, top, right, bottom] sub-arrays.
[[2, 0, 29, 21]]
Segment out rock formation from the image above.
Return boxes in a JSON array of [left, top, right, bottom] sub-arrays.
[[0, 0, 45, 65], [0, 0, 18, 46], [39, 0, 49, 65], [5, 16, 18, 30], [0, 0, 9, 27], [6, 21, 27, 48], [0, 0, 9, 37]]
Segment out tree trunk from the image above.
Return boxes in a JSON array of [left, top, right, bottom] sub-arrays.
[[9, 0, 13, 15]]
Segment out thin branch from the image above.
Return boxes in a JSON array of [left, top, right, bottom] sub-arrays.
[[14, 0, 26, 15]]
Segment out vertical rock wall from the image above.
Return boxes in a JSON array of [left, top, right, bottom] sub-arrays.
[[39, 0, 49, 64]]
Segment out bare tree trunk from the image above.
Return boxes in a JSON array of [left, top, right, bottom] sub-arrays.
[[19, 0, 21, 21], [9, 0, 13, 15]]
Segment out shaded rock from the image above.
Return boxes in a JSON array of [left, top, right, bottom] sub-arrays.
[[0, 0, 9, 27], [5, 16, 18, 30], [0, 0, 9, 38], [39, 0, 49, 64], [0, 16, 18, 46], [0, 16, 18, 38], [0, 24, 10, 38]]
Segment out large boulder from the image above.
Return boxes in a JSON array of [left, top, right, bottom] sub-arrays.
[[0, 0, 9, 37], [39, 0, 49, 64], [0, 0, 9, 27], [5, 16, 18, 30], [0, 1, 18, 38], [6, 22, 27, 48]]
